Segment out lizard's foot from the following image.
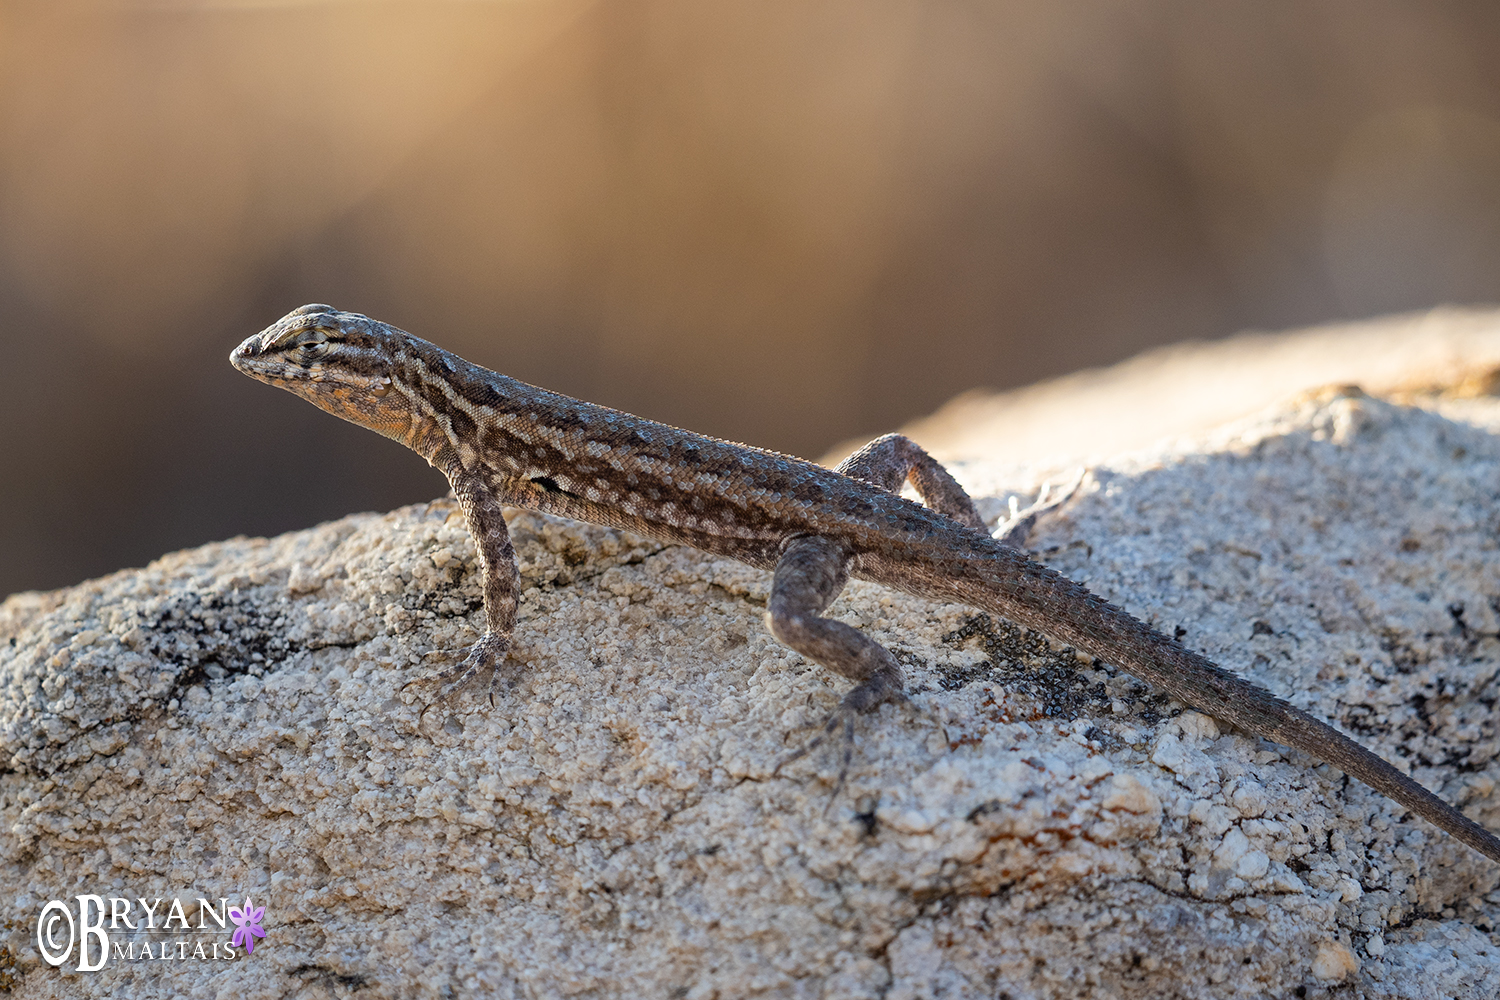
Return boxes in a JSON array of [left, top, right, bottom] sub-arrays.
[[402, 631, 511, 714], [994, 467, 1088, 550], [774, 674, 907, 800]]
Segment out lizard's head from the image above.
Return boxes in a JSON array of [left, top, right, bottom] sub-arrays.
[[231, 304, 415, 443]]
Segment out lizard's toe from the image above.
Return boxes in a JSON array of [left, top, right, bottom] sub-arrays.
[[994, 467, 1089, 549], [839, 671, 906, 715], [402, 632, 511, 711], [775, 675, 907, 800]]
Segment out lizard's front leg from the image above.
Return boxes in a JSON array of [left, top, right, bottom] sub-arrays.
[[417, 463, 520, 705], [767, 534, 906, 772]]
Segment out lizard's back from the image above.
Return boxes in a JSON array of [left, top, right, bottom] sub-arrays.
[[416, 342, 992, 557]]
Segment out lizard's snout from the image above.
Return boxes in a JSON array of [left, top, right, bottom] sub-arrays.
[[230, 326, 289, 381], [229, 333, 263, 374]]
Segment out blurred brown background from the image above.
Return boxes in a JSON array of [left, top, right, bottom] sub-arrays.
[[5, 1, 1500, 598]]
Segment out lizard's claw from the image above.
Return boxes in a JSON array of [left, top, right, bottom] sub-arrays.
[[994, 467, 1089, 550], [774, 709, 855, 809], [402, 631, 511, 719], [774, 679, 908, 804]]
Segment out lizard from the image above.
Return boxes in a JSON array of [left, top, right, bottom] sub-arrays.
[[231, 303, 1500, 865]]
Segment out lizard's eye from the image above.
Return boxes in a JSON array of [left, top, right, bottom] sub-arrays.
[[295, 331, 330, 360]]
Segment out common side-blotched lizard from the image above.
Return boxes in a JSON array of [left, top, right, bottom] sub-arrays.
[[232, 304, 1500, 864]]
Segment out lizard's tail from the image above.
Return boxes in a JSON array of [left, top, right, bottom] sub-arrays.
[[936, 549, 1500, 865]]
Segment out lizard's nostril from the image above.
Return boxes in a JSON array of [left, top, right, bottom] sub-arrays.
[[230, 336, 264, 369]]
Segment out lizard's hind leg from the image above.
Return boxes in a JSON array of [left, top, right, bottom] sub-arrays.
[[836, 434, 986, 532], [767, 534, 906, 787]]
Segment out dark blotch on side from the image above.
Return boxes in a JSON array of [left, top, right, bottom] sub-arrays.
[[456, 378, 507, 409], [449, 407, 477, 441], [530, 476, 581, 500]]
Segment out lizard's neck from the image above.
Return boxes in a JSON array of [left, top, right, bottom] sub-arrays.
[[392, 340, 539, 472]]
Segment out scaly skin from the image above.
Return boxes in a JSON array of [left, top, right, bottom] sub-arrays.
[[232, 304, 1500, 865]]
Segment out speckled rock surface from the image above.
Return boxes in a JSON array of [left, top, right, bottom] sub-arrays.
[[4, 340, 1500, 998]]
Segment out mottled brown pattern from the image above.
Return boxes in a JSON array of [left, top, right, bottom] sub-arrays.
[[231, 304, 1500, 865]]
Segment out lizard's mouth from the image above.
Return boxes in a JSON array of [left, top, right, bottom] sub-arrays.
[[230, 331, 315, 387]]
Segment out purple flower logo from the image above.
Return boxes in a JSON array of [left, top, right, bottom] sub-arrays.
[[228, 898, 266, 955]]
